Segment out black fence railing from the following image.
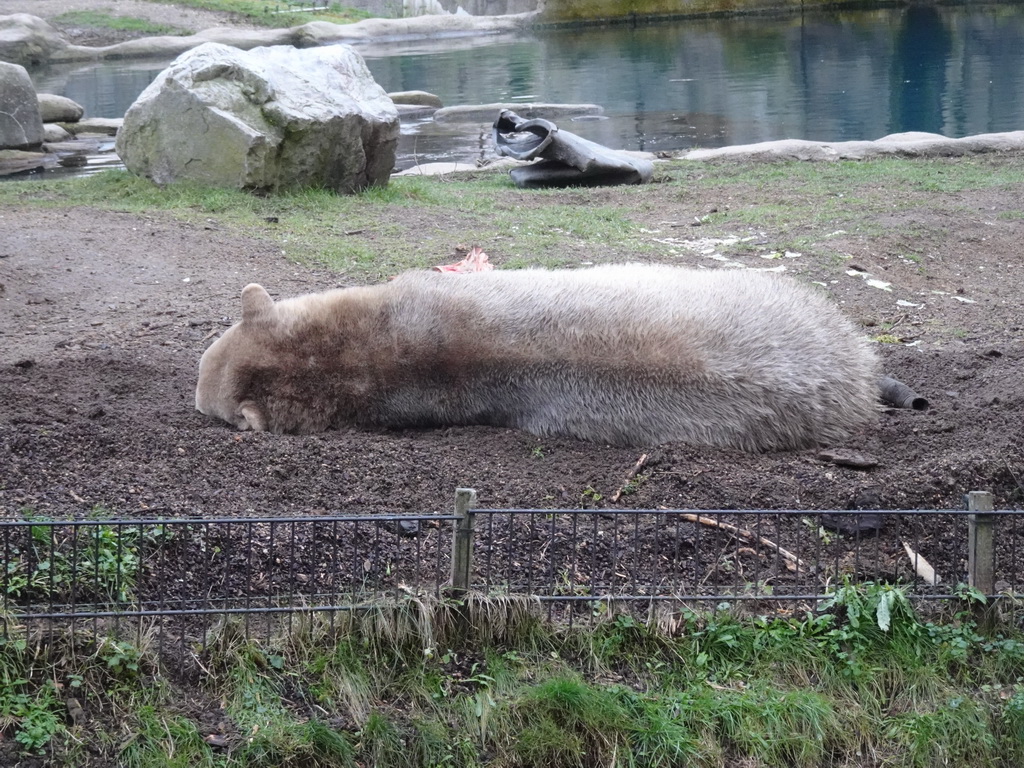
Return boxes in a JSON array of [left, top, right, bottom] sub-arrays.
[[0, 491, 1019, 655], [469, 509, 1002, 598], [0, 513, 456, 651]]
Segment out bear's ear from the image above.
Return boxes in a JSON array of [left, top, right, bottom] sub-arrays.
[[241, 284, 274, 325]]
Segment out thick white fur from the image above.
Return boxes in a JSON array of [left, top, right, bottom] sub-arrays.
[[195, 264, 879, 451]]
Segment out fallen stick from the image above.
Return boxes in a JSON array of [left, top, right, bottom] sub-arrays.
[[610, 453, 649, 502], [902, 541, 942, 585], [676, 512, 805, 573]]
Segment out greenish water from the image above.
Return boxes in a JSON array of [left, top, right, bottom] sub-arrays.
[[26, 4, 1024, 171]]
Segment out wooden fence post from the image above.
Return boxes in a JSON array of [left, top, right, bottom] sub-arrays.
[[451, 488, 477, 596], [967, 490, 997, 630]]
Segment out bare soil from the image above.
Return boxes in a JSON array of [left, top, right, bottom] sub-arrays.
[[2, 155, 1024, 566]]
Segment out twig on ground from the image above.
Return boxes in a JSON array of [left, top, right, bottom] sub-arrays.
[[675, 512, 805, 573], [610, 453, 649, 502]]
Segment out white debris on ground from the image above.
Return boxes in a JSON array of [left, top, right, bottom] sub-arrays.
[[646, 232, 795, 271]]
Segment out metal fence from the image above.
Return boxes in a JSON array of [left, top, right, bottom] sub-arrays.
[[1, 490, 1020, 655], [0, 513, 455, 655]]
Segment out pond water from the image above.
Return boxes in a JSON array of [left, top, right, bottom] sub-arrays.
[[23, 3, 1024, 176]]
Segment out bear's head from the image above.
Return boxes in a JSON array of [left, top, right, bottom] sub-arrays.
[[195, 283, 277, 431], [196, 283, 342, 434]]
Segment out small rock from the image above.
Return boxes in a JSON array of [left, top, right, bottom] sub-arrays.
[[820, 513, 884, 534], [44, 139, 102, 154], [394, 103, 437, 119], [0, 148, 52, 176], [204, 734, 229, 748], [381, 519, 420, 537], [58, 154, 87, 168], [42, 123, 73, 142], [62, 117, 122, 136], [37, 93, 84, 123], [848, 487, 883, 510], [388, 90, 443, 108], [66, 697, 86, 726], [817, 449, 879, 470]]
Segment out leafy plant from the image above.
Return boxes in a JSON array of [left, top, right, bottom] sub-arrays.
[[4, 681, 63, 754], [4, 516, 167, 605]]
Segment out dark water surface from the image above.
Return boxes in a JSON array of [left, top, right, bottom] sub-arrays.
[[26, 4, 1024, 173]]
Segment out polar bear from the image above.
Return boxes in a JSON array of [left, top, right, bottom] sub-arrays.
[[195, 264, 879, 451]]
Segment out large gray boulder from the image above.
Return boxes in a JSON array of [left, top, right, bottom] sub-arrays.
[[0, 61, 43, 150], [0, 14, 67, 66], [116, 42, 399, 193]]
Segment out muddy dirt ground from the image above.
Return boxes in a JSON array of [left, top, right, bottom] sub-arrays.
[[2, 151, 1024, 605]]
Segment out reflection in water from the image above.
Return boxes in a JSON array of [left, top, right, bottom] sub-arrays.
[[892, 6, 953, 134], [363, 4, 1024, 164], [19, 5, 1024, 176], [429, 0, 537, 13]]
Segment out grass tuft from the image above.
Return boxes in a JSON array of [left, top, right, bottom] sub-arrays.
[[132, 0, 375, 27], [53, 11, 189, 36]]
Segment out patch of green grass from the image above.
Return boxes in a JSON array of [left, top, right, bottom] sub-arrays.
[[666, 156, 1024, 245], [0, 171, 642, 279], [873, 333, 903, 344], [118, 707, 219, 768], [688, 683, 854, 767], [1, 153, 1022, 287], [162, 0, 374, 27], [300, 639, 373, 724], [53, 10, 189, 36], [512, 676, 630, 766], [215, 641, 356, 767], [890, 695, 998, 768], [0, 625, 159, 761], [678, 156, 1024, 194], [0, 654, 64, 756], [5, 584, 1024, 764], [359, 711, 410, 767], [997, 686, 1024, 763]]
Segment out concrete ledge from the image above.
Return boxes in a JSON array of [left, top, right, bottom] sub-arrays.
[[683, 131, 1024, 161]]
